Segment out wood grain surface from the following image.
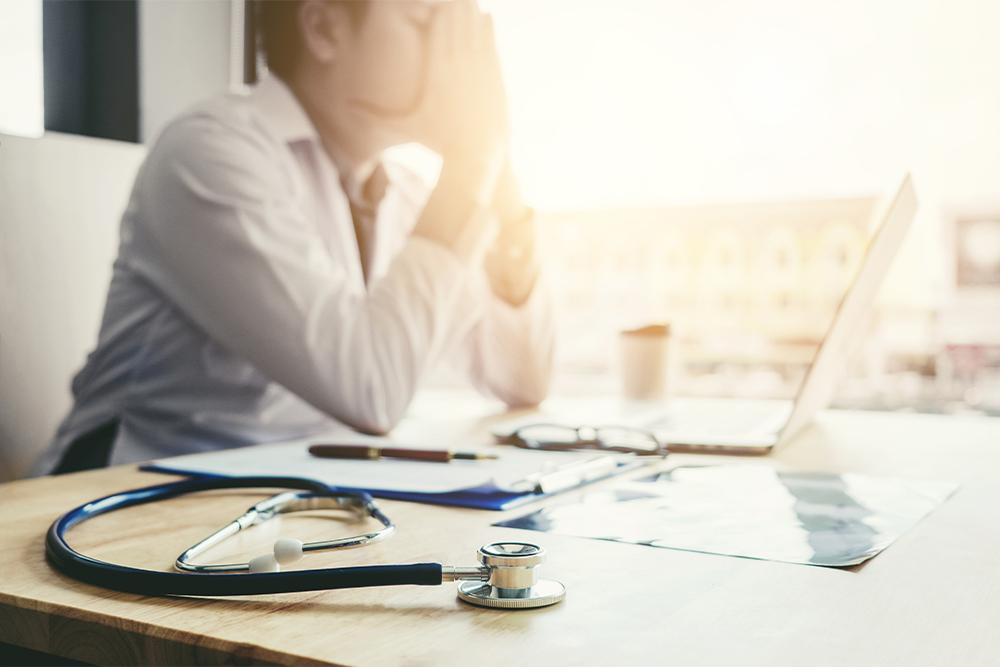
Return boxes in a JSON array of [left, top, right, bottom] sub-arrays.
[[2, 402, 999, 666]]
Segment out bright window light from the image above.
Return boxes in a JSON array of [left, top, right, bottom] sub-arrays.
[[487, 0, 1000, 211], [0, 0, 44, 137]]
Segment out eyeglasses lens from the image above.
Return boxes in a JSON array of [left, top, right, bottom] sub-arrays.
[[514, 424, 662, 454], [515, 425, 581, 448], [594, 427, 662, 454]]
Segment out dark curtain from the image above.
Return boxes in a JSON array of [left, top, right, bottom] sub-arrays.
[[43, 0, 139, 142], [244, 0, 258, 85]]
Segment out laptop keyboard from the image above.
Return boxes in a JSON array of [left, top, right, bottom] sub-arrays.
[[642, 399, 792, 436]]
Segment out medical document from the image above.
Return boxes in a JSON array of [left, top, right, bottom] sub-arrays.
[[147, 436, 634, 495], [495, 465, 958, 567]]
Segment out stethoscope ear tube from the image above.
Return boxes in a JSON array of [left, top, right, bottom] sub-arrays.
[[45, 476, 444, 597], [45, 533, 443, 595]]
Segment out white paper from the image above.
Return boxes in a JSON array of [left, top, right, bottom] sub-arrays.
[[148, 436, 629, 494], [497, 464, 959, 567]]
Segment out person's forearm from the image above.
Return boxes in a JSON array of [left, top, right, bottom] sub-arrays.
[[470, 280, 556, 408], [318, 239, 469, 433], [412, 160, 501, 262], [491, 156, 527, 227], [318, 159, 506, 432], [486, 240, 540, 306], [485, 160, 540, 306]]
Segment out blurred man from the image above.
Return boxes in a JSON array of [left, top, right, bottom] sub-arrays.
[[36, 0, 553, 474]]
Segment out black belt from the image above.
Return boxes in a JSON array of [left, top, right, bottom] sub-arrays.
[[52, 420, 119, 474]]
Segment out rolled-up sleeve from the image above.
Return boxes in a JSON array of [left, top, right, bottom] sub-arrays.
[[467, 275, 556, 408], [130, 115, 471, 434]]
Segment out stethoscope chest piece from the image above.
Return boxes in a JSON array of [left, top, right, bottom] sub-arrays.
[[456, 542, 566, 609]]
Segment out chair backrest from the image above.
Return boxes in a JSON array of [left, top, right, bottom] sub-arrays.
[[0, 132, 146, 480]]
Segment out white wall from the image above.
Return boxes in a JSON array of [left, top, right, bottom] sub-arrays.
[[0, 133, 146, 481], [139, 0, 235, 143]]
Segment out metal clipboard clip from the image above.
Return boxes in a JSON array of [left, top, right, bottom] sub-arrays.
[[509, 455, 621, 495]]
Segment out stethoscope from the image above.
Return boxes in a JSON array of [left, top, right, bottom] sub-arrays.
[[46, 476, 565, 609]]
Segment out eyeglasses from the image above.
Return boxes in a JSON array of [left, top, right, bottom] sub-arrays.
[[502, 423, 666, 456]]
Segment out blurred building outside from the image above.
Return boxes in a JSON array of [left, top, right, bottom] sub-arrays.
[[535, 201, 1000, 417]]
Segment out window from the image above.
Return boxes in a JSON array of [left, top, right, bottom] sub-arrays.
[[0, 0, 44, 137]]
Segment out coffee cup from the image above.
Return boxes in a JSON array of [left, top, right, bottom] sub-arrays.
[[619, 323, 672, 401]]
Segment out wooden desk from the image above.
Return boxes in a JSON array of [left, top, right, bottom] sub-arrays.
[[2, 403, 999, 666]]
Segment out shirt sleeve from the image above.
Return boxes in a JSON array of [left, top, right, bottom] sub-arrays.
[[129, 114, 473, 434], [465, 273, 556, 408]]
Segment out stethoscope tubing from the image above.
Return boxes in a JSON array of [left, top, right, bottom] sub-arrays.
[[45, 475, 444, 597]]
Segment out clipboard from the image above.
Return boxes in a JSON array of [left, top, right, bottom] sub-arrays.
[[142, 439, 646, 511]]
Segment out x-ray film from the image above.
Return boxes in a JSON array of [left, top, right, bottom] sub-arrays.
[[495, 465, 958, 567]]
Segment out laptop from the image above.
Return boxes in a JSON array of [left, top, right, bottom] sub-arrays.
[[494, 174, 918, 455]]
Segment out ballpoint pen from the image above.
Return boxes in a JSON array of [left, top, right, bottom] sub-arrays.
[[308, 444, 498, 463]]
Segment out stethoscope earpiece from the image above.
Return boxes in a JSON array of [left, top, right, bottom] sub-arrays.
[[247, 538, 305, 573], [273, 538, 305, 565], [248, 553, 280, 573]]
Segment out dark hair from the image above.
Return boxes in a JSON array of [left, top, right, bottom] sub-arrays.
[[255, 1, 368, 81]]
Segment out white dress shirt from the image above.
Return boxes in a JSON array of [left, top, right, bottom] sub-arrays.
[[34, 75, 554, 473]]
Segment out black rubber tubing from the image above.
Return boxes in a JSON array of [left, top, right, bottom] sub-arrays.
[[45, 475, 443, 596]]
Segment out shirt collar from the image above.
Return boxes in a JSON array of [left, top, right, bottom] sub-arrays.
[[250, 73, 395, 207], [250, 74, 320, 145], [343, 163, 390, 213]]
